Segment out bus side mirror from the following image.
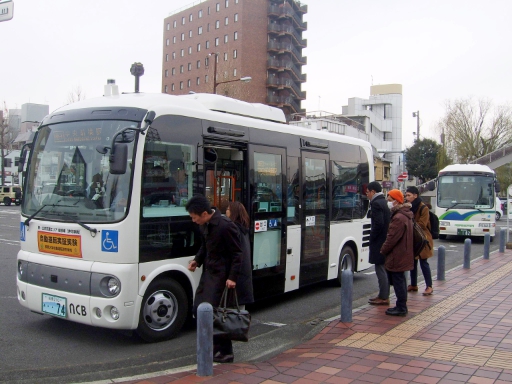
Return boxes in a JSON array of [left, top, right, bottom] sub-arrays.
[[18, 143, 32, 172], [109, 143, 128, 174], [427, 181, 435, 191], [495, 182, 501, 193]]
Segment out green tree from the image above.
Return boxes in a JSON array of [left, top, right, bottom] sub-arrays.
[[405, 138, 441, 181]]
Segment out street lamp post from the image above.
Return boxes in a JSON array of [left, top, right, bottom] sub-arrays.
[[412, 111, 420, 141], [209, 52, 251, 94]]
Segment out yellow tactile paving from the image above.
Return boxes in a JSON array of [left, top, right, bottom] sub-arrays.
[[334, 259, 512, 366]]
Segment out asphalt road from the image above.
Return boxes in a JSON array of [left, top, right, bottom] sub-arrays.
[[0, 205, 507, 383]]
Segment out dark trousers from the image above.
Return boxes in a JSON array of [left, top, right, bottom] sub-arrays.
[[390, 271, 407, 311], [375, 263, 390, 299], [410, 258, 433, 288], [213, 336, 233, 356]]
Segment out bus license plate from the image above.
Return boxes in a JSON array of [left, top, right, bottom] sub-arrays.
[[457, 228, 471, 237], [42, 293, 67, 318]]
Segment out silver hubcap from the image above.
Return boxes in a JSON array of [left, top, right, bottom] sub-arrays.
[[143, 290, 178, 331]]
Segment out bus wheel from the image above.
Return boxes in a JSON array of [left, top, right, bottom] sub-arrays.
[[3, 197, 11, 206], [136, 278, 188, 343], [337, 246, 355, 286], [439, 234, 447, 240]]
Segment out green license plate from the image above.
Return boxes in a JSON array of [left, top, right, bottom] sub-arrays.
[[457, 228, 471, 236], [42, 293, 67, 318]]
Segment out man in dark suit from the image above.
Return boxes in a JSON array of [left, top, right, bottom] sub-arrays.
[[366, 181, 391, 305]]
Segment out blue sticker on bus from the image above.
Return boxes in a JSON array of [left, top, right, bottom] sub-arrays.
[[268, 219, 278, 228], [20, 222, 26, 241], [101, 230, 119, 252]]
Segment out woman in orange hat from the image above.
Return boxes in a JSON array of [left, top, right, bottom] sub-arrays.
[[380, 189, 414, 316]]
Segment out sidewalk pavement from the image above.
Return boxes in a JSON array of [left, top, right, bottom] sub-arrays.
[[118, 250, 512, 384]]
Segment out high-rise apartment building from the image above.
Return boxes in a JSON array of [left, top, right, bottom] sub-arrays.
[[162, 0, 307, 118]]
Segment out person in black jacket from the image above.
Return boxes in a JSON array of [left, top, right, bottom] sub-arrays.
[[366, 181, 391, 305], [186, 195, 243, 363], [226, 201, 254, 306]]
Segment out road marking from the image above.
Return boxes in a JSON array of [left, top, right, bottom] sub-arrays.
[[364, 271, 376, 275], [260, 321, 287, 327]]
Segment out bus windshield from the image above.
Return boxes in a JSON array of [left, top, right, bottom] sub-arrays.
[[437, 174, 495, 209], [21, 120, 138, 223]]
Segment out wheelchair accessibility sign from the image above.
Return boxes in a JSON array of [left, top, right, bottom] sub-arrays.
[[101, 230, 119, 252]]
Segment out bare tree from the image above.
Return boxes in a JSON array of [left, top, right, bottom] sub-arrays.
[[436, 97, 512, 163], [0, 103, 11, 184], [66, 85, 86, 104]]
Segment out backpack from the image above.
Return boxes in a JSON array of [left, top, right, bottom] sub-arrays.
[[420, 205, 440, 240]]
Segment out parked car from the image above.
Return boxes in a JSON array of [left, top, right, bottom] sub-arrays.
[[0, 185, 22, 206], [495, 197, 503, 220]]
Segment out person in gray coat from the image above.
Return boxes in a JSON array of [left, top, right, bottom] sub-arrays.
[[186, 195, 243, 363], [366, 181, 391, 305]]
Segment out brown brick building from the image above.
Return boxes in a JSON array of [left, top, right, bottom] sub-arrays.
[[162, 0, 307, 118]]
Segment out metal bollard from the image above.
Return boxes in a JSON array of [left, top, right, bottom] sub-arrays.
[[437, 245, 446, 281], [463, 238, 471, 269], [483, 233, 490, 259], [196, 302, 213, 377], [500, 227, 506, 253], [340, 269, 353, 323]]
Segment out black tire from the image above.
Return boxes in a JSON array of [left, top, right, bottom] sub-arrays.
[[439, 234, 447, 240], [15, 202, 20, 206], [336, 245, 355, 286], [136, 278, 188, 343], [3, 197, 11, 206], [496, 212, 501, 221]]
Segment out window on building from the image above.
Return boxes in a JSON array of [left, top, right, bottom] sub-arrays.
[[172, 83, 175, 91], [235, 0, 238, 4], [166, 23, 170, 30], [208, 6, 211, 15], [189, 30, 193, 38], [233, 49, 237, 58], [225, 0, 229, 7], [173, 36, 176, 43], [187, 79, 191, 87], [181, 33, 185, 41], [199, 9, 203, 18], [188, 46, 192, 54], [188, 63, 192, 71], [223, 70, 228, 79], [205, 74, 209, 83], [234, 13, 238, 22], [215, 20, 220, 29], [234, 31, 238, 40], [180, 81, 183, 89], [198, 26, 203, 34], [206, 40, 210, 48], [215, 37, 219, 46], [182, 17, 185, 25], [166, 38, 169, 46], [165, 69, 168, 77], [205, 57, 209, 66], [224, 34, 228, 43], [216, 3, 220, 11], [164, 85, 168, 93], [207, 23, 210, 32], [180, 65, 184, 73], [225, 16, 229, 25], [197, 43, 201, 52], [173, 20, 177, 28], [196, 77, 200, 85], [197, 60, 201, 69], [224, 52, 228, 61], [189, 14, 193, 22], [172, 52, 176, 59], [166, 54, 169, 62], [172, 67, 176, 75], [233, 68, 237, 77], [181, 49, 184, 57]]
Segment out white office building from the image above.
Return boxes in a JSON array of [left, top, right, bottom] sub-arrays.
[[290, 84, 404, 187]]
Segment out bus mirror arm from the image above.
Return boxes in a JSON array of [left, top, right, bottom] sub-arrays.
[[18, 142, 32, 172], [139, 111, 156, 134]]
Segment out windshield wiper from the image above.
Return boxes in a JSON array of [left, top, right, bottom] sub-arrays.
[[64, 215, 98, 237], [24, 202, 61, 227], [446, 202, 462, 210]]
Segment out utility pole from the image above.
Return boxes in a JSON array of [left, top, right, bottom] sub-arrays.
[[412, 111, 420, 141]]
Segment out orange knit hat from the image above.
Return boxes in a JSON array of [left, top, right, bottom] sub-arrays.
[[388, 189, 404, 204]]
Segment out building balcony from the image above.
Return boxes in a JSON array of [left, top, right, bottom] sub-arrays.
[[268, 4, 307, 30], [266, 77, 293, 89], [289, 64, 307, 82], [267, 58, 293, 71]]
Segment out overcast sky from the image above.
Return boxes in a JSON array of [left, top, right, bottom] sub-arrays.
[[2, 0, 511, 148]]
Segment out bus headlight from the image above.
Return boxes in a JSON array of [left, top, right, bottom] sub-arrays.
[[107, 277, 121, 295], [110, 306, 120, 320], [17, 260, 28, 282], [440, 221, 450, 227]]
